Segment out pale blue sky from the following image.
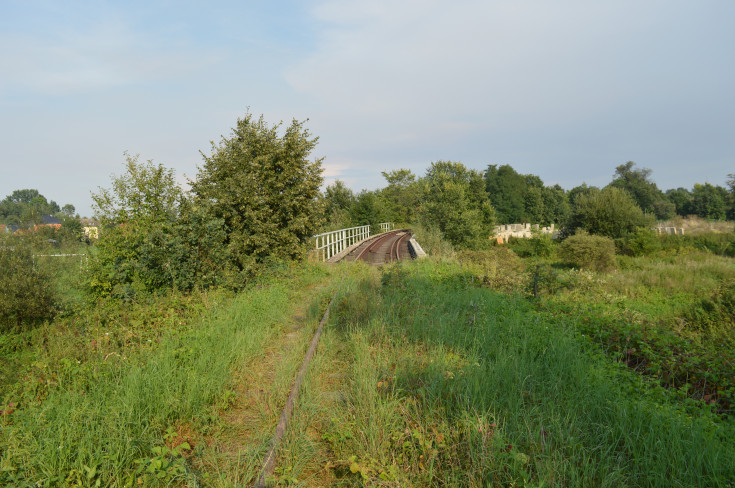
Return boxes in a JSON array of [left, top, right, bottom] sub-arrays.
[[1, 0, 733, 216]]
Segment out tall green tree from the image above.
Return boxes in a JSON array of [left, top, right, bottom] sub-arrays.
[[568, 183, 598, 206], [90, 155, 230, 298], [0, 189, 70, 225], [608, 161, 674, 219], [523, 186, 545, 224], [485, 164, 568, 225], [380, 169, 418, 223], [92, 152, 182, 225], [689, 183, 727, 220], [350, 190, 389, 233], [192, 113, 324, 273], [485, 164, 527, 223], [665, 187, 693, 216], [565, 186, 654, 239], [541, 185, 570, 226], [322, 179, 355, 229], [420, 161, 495, 250]]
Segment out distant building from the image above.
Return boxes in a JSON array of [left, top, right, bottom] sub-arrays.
[[493, 223, 559, 244], [34, 215, 62, 230], [81, 218, 100, 240]]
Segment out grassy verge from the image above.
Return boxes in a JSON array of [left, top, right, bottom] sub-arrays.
[[0, 263, 332, 487], [319, 259, 734, 487]]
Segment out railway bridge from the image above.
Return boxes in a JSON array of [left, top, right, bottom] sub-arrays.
[[312, 223, 425, 265]]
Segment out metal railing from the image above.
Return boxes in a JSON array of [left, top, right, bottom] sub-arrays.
[[313, 223, 396, 261], [313, 225, 370, 261]]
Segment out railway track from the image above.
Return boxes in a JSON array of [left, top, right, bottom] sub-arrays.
[[342, 229, 412, 265], [254, 230, 413, 485]]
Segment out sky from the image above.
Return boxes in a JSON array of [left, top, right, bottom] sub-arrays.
[[1, 0, 734, 216]]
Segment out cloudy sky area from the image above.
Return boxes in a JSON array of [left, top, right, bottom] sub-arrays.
[[1, 0, 733, 216]]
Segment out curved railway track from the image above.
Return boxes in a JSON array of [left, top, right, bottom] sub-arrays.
[[255, 230, 413, 485], [343, 229, 412, 265]]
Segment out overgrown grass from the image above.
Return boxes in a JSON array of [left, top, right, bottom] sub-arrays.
[[0, 263, 332, 487], [321, 259, 734, 486]]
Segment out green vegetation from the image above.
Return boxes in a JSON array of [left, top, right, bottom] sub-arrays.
[[565, 186, 655, 239], [608, 161, 675, 220], [192, 113, 324, 275], [317, 260, 733, 486], [485, 164, 570, 225], [0, 263, 332, 487], [90, 153, 233, 298], [0, 189, 77, 226], [418, 161, 495, 250], [3, 115, 735, 486], [0, 235, 57, 331], [558, 233, 617, 272]]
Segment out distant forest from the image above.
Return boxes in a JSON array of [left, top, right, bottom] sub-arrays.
[[322, 161, 734, 248]]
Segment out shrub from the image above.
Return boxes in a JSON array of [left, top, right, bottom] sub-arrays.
[[457, 248, 527, 293], [622, 228, 662, 256], [89, 209, 233, 299], [410, 223, 455, 258], [506, 233, 556, 258], [685, 279, 735, 337], [565, 186, 655, 239], [0, 237, 56, 331], [558, 233, 617, 272], [192, 113, 324, 273]]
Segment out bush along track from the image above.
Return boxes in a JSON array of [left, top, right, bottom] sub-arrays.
[[0, 263, 334, 487], [320, 259, 734, 487]]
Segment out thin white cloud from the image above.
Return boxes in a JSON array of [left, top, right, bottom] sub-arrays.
[[0, 20, 223, 97], [283, 0, 734, 191]]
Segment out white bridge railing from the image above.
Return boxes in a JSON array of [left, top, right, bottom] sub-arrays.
[[313, 223, 394, 261]]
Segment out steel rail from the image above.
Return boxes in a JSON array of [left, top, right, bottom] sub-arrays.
[[388, 231, 404, 262], [394, 232, 411, 261], [254, 296, 335, 488], [354, 230, 398, 261]]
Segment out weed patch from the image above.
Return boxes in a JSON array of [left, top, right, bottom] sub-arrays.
[[322, 259, 734, 487]]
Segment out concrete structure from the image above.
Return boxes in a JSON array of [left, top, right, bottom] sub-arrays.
[[656, 227, 685, 235], [493, 223, 559, 244]]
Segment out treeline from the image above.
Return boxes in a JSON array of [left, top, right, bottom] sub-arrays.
[[3, 111, 735, 330], [1, 114, 323, 331], [323, 162, 494, 250], [88, 114, 323, 300], [0, 189, 78, 226], [322, 160, 735, 247]]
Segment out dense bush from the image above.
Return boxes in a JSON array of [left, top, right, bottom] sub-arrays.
[[418, 161, 495, 250], [558, 233, 617, 272], [655, 232, 735, 257], [0, 237, 56, 331], [457, 248, 527, 293], [90, 155, 235, 299], [192, 114, 324, 274], [89, 209, 233, 299], [685, 279, 735, 337], [565, 186, 654, 239], [410, 222, 455, 257], [620, 228, 662, 256], [506, 233, 555, 258]]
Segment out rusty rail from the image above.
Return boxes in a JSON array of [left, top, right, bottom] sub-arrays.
[[254, 296, 334, 487]]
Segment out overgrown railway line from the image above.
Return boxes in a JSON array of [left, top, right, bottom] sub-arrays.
[[254, 229, 414, 486]]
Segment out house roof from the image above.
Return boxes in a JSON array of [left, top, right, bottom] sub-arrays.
[[41, 215, 62, 225]]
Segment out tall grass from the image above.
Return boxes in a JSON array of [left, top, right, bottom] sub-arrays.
[[0, 264, 330, 486], [322, 259, 734, 486]]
